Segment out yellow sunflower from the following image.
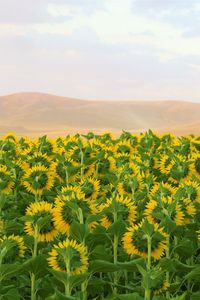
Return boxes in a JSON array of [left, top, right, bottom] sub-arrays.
[[178, 179, 200, 203], [48, 239, 88, 274], [0, 165, 14, 193], [0, 234, 26, 260], [53, 186, 86, 233], [1, 132, 18, 142], [99, 195, 137, 229], [149, 182, 177, 201], [122, 220, 168, 260], [22, 164, 54, 196], [144, 196, 186, 226], [24, 201, 58, 242], [79, 177, 100, 200]]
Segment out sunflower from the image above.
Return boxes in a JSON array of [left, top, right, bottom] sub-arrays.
[[26, 152, 53, 169], [153, 277, 170, 295], [144, 196, 185, 226], [16, 137, 33, 156], [167, 155, 191, 184], [24, 201, 58, 242], [114, 140, 135, 156], [122, 220, 168, 260], [99, 195, 137, 229], [79, 177, 100, 200], [177, 180, 200, 203], [22, 164, 54, 196], [96, 155, 116, 175], [0, 165, 14, 193], [117, 174, 144, 196], [2, 132, 18, 142], [0, 234, 26, 262], [53, 186, 86, 233], [158, 154, 172, 175], [149, 182, 177, 201], [48, 239, 88, 274]]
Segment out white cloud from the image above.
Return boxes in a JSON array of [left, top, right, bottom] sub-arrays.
[[47, 3, 81, 18], [0, 0, 200, 61]]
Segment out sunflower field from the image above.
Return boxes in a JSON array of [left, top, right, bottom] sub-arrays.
[[0, 131, 200, 300]]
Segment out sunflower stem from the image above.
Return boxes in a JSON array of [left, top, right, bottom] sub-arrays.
[[166, 235, 170, 299], [145, 235, 151, 300], [65, 255, 71, 296], [113, 211, 118, 295], [31, 225, 38, 300], [80, 150, 84, 180], [78, 208, 87, 299]]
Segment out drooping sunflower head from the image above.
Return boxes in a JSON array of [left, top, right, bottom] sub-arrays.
[[122, 220, 168, 260], [26, 152, 53, 169], [22, 164, 54, 196], [114, 140, 134, 156], [16, 137, 33, 156], [56, 186, 85, 203], [2, 132, 18, 143], [152, 268, 170, 295], [96, 155, 116, 175], [175, 198, 196, 224], [158, 154, 172, 176], [0, 234, 26, 263], [0, 135, 17, 157], [53, 186, 87, 232], [168, 155, 191, 183], [79, 177, 100, 200], [24, 201, 58, 242], [149, 182, 177, 201], [48, 239, 88, 274], [99, 195, 137, 229], [0, 165, 14, 193], [117, 174, 143, 196], [176, 180, 200, 203]]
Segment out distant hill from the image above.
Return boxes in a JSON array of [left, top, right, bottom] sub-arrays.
[[0, 92, 199, 136]]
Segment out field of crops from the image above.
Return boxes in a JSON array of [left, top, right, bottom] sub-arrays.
[[0, 131, 199, 300]]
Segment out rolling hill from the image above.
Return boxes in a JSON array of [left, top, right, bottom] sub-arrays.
[[0, 92, 199, 136]]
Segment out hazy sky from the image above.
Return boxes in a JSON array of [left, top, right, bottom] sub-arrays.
[[0, 0, 200, 102]]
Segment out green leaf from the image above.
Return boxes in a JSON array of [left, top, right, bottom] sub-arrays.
[[190, 292, 200, 300], [0, 264, 22, 280], [90, 260, 120, 273], [37, 214, 52, 230], [45, 290, 76, 300], [0, 288, 20, 300], [19, 215, 34, 222], [142, 219, 154, 236], [69, 272, 89, 288], [136, 264, 147, 277], [70, 221, 89, 242], [116, 293, 143, 300], [184, 265, 200, 281], [90, 245, 112, 261], [48, 269, 69, 285], [117, 258, 145, 272], [23, 254, 47, 277], [108, 219, 126, 238]]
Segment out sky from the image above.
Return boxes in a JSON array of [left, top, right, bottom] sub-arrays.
[[0, 0, 200, 102]]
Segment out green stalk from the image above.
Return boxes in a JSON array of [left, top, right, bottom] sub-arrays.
[[113, 211, 118, 295], [187, 256, 194, 292], [166, 235, 170, 299], [31, 225, 38, 300], [145, 235, 151, 300], [65, 168, 69, 187], [78, 208, 87, 300], [65, 255, 71, 296], [124, 270, 128, 294], [80, 150, 84, 180]]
